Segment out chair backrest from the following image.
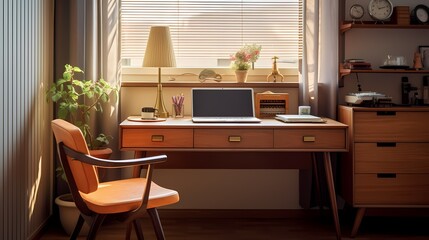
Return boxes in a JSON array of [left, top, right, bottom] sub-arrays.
[[51, 119, 99, 194]]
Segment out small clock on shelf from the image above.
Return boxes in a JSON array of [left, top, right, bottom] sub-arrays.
[[368, 0, 394, 22], [350, 4, 365, 23], [411, 4, 429, 24]]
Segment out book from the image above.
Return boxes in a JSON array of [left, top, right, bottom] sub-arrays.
[[275, 114, 326, 123]]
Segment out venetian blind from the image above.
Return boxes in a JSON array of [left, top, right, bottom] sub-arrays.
[[121, 0, 302, 68]]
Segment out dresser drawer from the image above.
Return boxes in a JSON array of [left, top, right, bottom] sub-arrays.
[[121, 129, 193, 148], [274, 129, 346, 150], [355, 174, 429, 205], [194, 129, 273, 149], [355, 143, 429, 173], [354, 111, 429, 142]]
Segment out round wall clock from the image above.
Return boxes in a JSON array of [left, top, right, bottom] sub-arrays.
[[368, 0, 393, 21], [350, 4, 365, 21], [411, 5, 429, 24]]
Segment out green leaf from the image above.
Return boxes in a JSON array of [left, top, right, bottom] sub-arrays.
[[73, 66, 83, 73], [63, 72, 71, 80]]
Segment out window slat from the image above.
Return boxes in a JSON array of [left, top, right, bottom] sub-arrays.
[[121, 0, 302, 68]]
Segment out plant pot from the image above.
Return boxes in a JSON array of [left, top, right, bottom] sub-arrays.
[[235, 70, 248, 83], [55, 194, 90, 236], [89, 147, 113, 159]]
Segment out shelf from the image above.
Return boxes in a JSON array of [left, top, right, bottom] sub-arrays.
[[340, 65, 429, 78], [340, 22, 429, 33]]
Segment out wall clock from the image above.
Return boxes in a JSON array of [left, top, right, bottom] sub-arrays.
[[368, 0, 393, 21], [350, 4, 365, 22], [411, 4, 429, 24]]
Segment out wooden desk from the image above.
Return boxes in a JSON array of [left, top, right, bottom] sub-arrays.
[[120, 118, 348, 239]]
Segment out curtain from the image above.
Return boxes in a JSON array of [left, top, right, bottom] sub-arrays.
[[54, 0, 121, 182], [300, 0, 338, 118], [299, 0, 339, 209]]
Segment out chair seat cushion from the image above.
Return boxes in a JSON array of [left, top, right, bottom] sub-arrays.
[[80, 178, 179, 214]]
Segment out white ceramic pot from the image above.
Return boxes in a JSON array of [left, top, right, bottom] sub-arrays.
[[55, 194, 90, 236]]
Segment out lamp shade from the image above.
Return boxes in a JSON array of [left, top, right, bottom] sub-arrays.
[[143, 26, 176, 68]]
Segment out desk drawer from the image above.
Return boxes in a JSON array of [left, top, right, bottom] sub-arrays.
[[194, 129, 273, 149], [354, 111, 429, 142], [121, 129, 193, 148], [354, 174, 429, 205], [355, 143, 429, 173], [274, 129, 346, 150]]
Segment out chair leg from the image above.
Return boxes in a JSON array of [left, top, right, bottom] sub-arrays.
[[70, 214, 84, 240], [147, 208, 166, 240], [133, 218, 145, 240], [87, 214, 106, 240], [125, 222, 133, 240]]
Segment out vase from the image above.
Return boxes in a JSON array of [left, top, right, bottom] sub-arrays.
[[235, 70, 248, 83], [55, 194, 90, 236]]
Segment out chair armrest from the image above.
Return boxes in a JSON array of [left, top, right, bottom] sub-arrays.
[[60, 142, 166, 168]]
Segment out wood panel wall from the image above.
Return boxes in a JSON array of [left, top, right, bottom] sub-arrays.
[[0, 0, 53, 239]]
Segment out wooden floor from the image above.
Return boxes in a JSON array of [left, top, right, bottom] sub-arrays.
[[37, 210, 429, 240]]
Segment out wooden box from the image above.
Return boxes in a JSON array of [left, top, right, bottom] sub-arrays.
[[255, 92, 289, 118]]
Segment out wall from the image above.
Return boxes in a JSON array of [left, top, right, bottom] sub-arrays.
[[339, 0, 429, 104], [0, 1, 53, 239], [120, 85, 304, 209]]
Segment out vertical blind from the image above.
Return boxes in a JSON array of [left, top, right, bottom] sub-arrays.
[[1, 0, 53, 239], [121, 0, 302, 68]]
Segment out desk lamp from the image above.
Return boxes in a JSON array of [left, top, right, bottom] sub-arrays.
[[143, 26, 176, 118]]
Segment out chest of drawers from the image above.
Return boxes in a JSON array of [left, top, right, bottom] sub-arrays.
[[338, 106, 429, 236]]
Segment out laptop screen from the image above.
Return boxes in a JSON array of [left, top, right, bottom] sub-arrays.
[[192, 88, 255, 117]]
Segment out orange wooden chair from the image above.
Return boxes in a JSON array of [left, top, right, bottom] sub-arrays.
[[51, 119, 179, 240]]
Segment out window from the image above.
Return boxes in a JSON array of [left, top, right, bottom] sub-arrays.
[[121, 0, 302, 69]]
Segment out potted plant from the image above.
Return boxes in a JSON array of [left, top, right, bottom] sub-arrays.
[[47, 64, 118, 236], [230, 44, 261, 83]]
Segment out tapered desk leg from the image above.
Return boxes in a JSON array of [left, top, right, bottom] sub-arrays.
[[323, 152, 342, 240]]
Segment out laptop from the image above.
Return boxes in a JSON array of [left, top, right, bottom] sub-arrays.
[[191, 88, 261, 123]]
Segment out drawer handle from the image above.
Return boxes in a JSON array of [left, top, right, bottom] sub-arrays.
[[228, 136, 241, 142], [151, 135, 164, 142], [377, 111, 396, 116], [303, 136, 315, 142], [377, 173, 396, 178], [377, 142, 396, 147]]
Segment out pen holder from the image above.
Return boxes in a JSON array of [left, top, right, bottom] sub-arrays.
[[172, 104, 184, 118]]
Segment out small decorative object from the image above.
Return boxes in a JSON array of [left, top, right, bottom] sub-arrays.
[[413, 52, 423, 70], [349, 4, 364, 23], [267, 56, 284, 82], [230, 44, 261, 83], [198, 69, 222, 82], [368, 0, 393, 22], [172, 93, 185, 118], [419, 46, 429, 69], [298, 106, 311, 115]]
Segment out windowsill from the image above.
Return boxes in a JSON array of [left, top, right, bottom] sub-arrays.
[[121, 67, 300, 84], [121, 81, 299, 88]]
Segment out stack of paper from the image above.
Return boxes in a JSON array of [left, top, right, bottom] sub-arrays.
[[275, 114, 326, 123]]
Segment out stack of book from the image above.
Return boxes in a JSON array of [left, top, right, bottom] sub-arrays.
[[392, 6, 410, 25], [343, 59, 372, 70]]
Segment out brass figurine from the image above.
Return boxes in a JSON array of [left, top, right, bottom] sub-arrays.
[[267, 56, 284, 82]]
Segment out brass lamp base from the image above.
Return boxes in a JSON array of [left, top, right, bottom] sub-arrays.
[[154, 68, 169, 118]]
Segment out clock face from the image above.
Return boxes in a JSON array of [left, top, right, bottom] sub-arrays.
[[350, 4, 364, 20], [368, 0, 393, 21], [417, 8, 429, 23]]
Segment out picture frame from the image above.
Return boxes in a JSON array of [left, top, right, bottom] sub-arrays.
[[419, 46, 429, 69]]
